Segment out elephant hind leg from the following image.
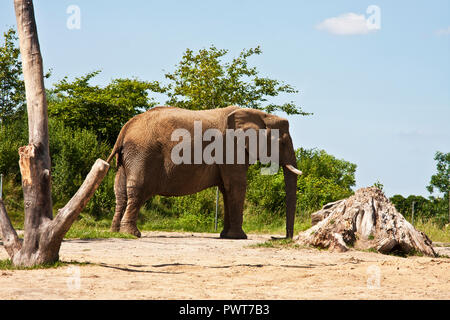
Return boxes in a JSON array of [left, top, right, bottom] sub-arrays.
[[111, 166, 127, 232], [119, 178, 146, 237]]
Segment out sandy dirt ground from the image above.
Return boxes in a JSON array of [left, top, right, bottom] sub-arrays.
[[0, 231, 449, 300]]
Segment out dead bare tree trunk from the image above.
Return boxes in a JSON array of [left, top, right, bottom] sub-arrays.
[[295, 187, 437, 257], [0, 0, 109, 267]]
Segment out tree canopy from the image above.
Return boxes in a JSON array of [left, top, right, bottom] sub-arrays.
[[47, 71, 159, 145], [154, 46, 309, 115], [246, 148, 357, 214], [427, 151, 450, 198], [0, 28, 50, 125], [0, 28, 24, 124]]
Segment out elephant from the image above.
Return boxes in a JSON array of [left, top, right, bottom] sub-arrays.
[[106, 105, 302, 239]]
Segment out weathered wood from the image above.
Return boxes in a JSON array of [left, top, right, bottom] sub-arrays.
[[14, 0, 53, 265], [15, 0, 53, 223], [15, 0, 51, 154], [0, 200, 22, 258], [18, 144, 53, 260], [0, 0, 54, 266], [296, 187, 437, 257], [0, 0, 111, 267], [52, 159, 110, 239], [310, 199, 344, 226], [10, 159, 109, 266]]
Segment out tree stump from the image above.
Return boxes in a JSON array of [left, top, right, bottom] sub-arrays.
[[0, 0, 111, 267], [295, 187, 437, 257]]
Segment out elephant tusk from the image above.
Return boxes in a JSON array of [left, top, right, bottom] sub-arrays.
[[285, 164, 302, 175]]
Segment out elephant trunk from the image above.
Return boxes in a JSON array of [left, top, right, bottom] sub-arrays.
[[282, 142, 300, 238], [282, 165, 298, 238]]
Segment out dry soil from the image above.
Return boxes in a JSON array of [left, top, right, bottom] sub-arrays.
[[0, 231, 449, 299]]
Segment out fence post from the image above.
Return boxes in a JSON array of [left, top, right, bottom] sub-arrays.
[[411, 201, 415, 226], [0, 173, 3, 200], [215, 187, 219, 231]]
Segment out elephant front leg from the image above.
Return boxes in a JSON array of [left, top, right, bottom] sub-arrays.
[[220, 183, 247, 240], [218, 186, 231, 237]]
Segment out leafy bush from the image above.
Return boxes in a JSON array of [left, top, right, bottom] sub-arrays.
[[85, 169, 116, 219], [143, 188, 219, 218], [0, 115, 28, 179], [48, 71, 158, 145], [246, 164, 286, 214], [390, 194, 448, 227], [246, 148, 357, 216], [140, 188, 220, 232], [49, 119, 113, 217], [0, 117, 116, 219]]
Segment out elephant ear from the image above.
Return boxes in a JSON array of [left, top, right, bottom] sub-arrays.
[[226, 108, 271, 163], [226, 108, 292, 164], [226, 108, 289, 131], [226, 108, 267, 131]]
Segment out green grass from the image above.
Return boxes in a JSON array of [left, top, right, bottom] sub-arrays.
[[6, 212, 450, 244], [65, 225, 136, 239], [3, 198, 448, 244], [0, 259, 88, 270], [243, 210, 312, 235], [64, 215, 136, 239], [137, 206, 314, 236], [414, 219, 450, 243], [138, 209, 219, 233], [362, 248, 379, 254], [251, 238, 300, 249]]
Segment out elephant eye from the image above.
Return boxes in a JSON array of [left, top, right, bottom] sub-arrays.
[[280, 133, 289, 144]]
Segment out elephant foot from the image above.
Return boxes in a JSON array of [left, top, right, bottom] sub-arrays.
[[120, 223, 141, 238], [220, 229, 247, 240], [110, 223, 120, 233]]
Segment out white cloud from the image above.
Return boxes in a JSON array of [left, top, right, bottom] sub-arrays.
[[316, 13, 377, 35], [435, 26, 450, 36]]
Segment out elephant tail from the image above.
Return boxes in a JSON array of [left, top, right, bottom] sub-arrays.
[[106, 128, 126, 165], [106, 145, 120, 164], [107, 113, 142, 165]]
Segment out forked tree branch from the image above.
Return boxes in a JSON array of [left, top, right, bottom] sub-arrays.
[[0, 0, 112, 266], [51, 159, 110, 240], [2, 158, 110, 266], [0, 200, 22, 258]]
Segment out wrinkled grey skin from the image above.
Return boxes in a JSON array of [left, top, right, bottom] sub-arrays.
[[107, 106, 299, 239]]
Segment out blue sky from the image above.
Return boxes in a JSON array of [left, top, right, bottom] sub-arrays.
[[1, 1, 449, 197]]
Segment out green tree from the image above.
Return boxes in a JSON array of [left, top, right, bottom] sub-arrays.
[[49, 119, 111, 210], [0, 28, 25, 124], [246, 148, 357, 215], [390, 194, 447, 225], [296, 148, 356, 211], [427, 151, 450, 224], [48, 71, 159, 145], [0, 28, 50, 125], [0, 117, 114, 218], [372, 180, 384, 191], [0, 113, 28, 178], [390, 195, 429, 220], [155, 46, 309, 115], [427, 151, 450, 198]]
